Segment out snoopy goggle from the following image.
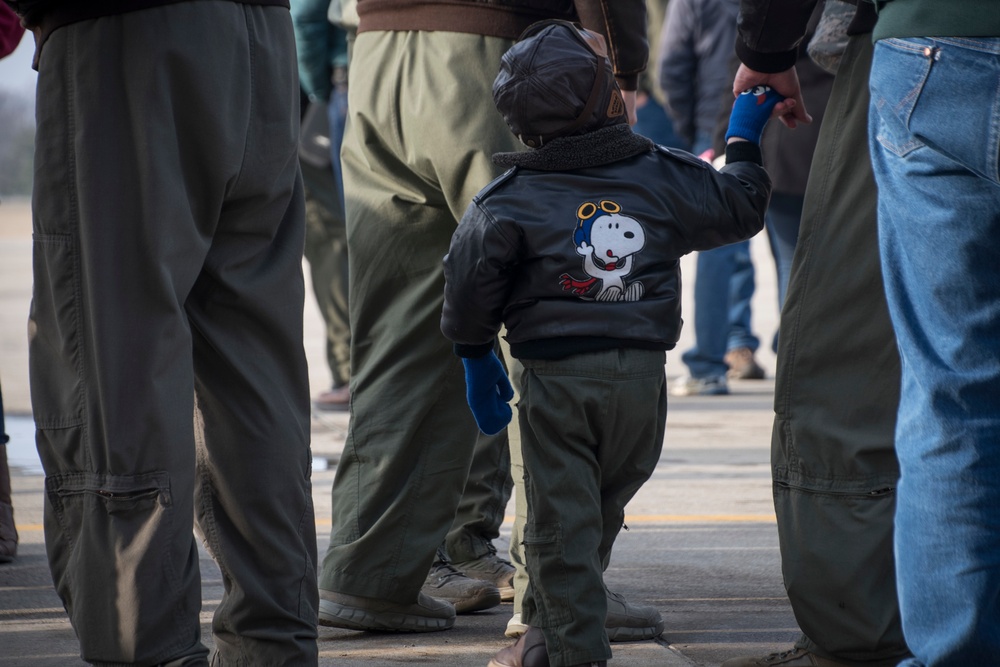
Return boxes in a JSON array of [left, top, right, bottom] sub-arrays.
[[577, 200, 622, 222]]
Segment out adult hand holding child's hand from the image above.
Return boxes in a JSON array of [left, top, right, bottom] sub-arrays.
[[725, 85, 785, 145]]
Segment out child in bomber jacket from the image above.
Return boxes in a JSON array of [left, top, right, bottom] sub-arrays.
[[440, 19, 779, 667]]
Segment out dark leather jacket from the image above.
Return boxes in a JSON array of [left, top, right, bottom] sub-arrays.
[[441, 125, 771, 360], [736, 0, 877, 72]]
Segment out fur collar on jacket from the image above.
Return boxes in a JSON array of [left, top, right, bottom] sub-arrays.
[[492, 125, 654, 172]]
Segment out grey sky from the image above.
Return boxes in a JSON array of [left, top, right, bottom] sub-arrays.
[[0, 35, 37, 104]]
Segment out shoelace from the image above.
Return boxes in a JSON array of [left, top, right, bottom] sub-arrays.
[[477, 544, 514, 570], [429, 559, 467, 583], [430, 547, 470, 583]]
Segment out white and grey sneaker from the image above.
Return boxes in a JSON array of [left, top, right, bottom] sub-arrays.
[[670, 374, 729, 397]]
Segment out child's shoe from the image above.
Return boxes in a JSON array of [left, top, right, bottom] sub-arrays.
[[488, 627, 549, 667], [488, 626, 608, 667], [505, 612, 528, 638]]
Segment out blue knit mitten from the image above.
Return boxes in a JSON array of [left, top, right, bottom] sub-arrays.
[[725, 85, 783, 144], [462, 351, 514, 435]]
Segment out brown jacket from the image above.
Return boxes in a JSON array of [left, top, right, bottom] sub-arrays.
[[356, 0, 647, 89]]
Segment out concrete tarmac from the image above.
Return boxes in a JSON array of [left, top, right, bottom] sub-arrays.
[[0, 198, 799, 666]]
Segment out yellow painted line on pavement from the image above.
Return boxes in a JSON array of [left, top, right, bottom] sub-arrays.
[[16, 514, 776, 533], [14, 523, 43, 533], [15, 523, 44, 532]]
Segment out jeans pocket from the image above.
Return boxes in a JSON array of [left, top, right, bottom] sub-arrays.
[[873, 37, 1000, 182], [870, 39, 933, 158], [522, 522, 574, 626], [29, 233, 84, 431]]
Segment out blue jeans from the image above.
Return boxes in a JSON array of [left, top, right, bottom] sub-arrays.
[[765, 192, 803, 352], [633, 92, 686, 149], [868, 36, 1000, 667], [681, 240, 758, 378], [765, 192, 802, 314], [327, 81, 348, 212]]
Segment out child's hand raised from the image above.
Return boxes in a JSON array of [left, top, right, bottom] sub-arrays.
[[725, 85, 784, 145]]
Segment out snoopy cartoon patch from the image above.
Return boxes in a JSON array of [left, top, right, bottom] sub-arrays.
[[559, 200, 646, 302]]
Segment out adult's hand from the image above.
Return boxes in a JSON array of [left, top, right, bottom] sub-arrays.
[[733, 64, 812, 129]]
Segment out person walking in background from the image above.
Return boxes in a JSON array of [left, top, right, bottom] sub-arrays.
[[442, 21, 775, 666], [658, 0, 740, 157], [7, 1, 319, 664], [632, 0, 686, 148], [291, 0, 354, 412], [743, 4, 833, 351], [720, 1, 908, 665], [864, 3, 1000, 664], [703, 3, 833, 356], [658, 0, 766, 395], [317, 0, 654, 636]]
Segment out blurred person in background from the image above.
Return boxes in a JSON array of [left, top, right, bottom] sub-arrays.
[[658, 0, 766, 395], [632, 0, 686, 148], [707, 4, 834, 353], [291, 0, 354, 412]]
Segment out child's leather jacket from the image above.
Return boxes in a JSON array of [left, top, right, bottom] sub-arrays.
[[441, 125, 771, 360]]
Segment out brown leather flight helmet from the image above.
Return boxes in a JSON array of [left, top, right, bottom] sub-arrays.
[[493, 19, 627, 148]]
